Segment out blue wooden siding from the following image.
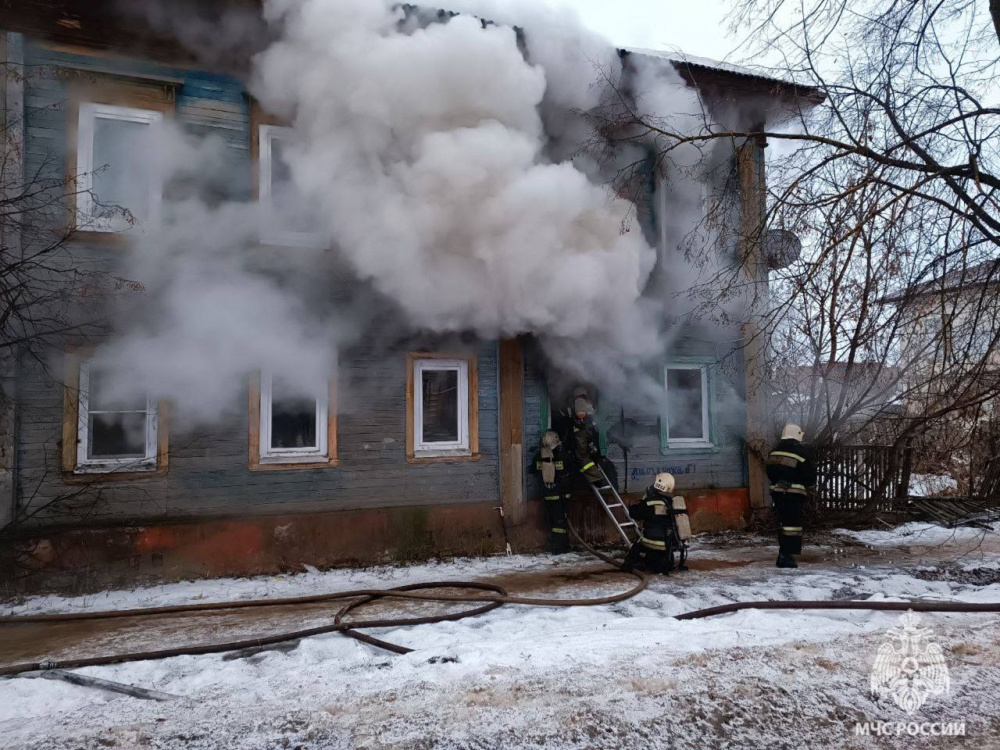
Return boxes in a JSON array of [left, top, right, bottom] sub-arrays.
[[17, 342, 501, 523], [522, 345, 548, 501], [521, 337, 749, 497], [14, 41, 501, 525], [23, 42, 251, 202]]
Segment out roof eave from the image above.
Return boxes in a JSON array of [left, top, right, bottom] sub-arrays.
[[620, 48, 825, 107], [669, 58, 826, 106]]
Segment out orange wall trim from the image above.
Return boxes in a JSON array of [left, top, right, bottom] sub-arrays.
[[5, 489, 750, 592], [681, 487, 752, 533]]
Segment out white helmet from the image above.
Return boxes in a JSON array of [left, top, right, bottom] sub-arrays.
[[782, 423, 805, 442], [653, 472, 675, 495], [541, 430, 561, 450]]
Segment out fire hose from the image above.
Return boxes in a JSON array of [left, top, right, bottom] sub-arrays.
[[0, 523, 645, 677], [2, 525, 1000, 678], [674, 599, 1000, 620]]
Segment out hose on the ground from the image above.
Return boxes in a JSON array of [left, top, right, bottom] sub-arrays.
[[4, 527, 1000, 678], [674, 599, 1000, 620], [0, 522, 646, 676]]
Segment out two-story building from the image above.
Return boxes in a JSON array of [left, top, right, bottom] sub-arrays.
[[0, 1, 821, 589]]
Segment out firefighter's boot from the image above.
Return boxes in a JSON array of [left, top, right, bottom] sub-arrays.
[[550, 527, 570, 555], [776, 553, 798, 569]]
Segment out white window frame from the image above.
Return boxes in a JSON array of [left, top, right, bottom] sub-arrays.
[[258, 124, 324, 248], [414, 358, 470, 455], [76, 361, 158, 473], [664, 364, 712, 447], [76, 103, 163, 233], [259, 371, 329, 463]]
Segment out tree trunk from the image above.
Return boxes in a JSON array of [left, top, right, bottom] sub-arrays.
[[992, 0, 1000, 47]]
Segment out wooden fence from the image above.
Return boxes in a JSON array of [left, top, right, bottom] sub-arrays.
[[815, 445, 911, 515]]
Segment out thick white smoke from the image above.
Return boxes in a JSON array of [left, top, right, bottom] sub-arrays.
[[252, 0, 656, 341], [91, 124, 341, 420], [96, 0, 718, 420]]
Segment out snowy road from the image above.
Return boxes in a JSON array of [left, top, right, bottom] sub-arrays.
[[3, 523, 1000, 749]]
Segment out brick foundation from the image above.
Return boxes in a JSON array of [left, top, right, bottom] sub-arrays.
[[3, 488, 749, 593]]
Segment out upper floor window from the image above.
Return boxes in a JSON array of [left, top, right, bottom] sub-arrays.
[[664, 364, 711, 447], [258, 124, 323, 247], [76, 361, 159, 473], [76, 103, 163, 232]]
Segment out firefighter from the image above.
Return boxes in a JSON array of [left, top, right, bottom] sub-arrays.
[[532, 430, 573, 554], [766, 424, 817, 569], [563, 387, 613, 489], [625, 472, 691, 574]]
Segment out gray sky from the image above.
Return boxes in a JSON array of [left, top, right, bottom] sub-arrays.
[[561, 0, 737, 60]]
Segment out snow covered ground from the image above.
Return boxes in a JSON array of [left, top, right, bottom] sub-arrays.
[[908, 474, 960, 498], [3, 524, 1000, 749]]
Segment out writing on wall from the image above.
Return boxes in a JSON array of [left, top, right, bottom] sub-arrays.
[[629, 464, 696, 481]]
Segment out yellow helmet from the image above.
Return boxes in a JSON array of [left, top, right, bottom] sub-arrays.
[[541, 430, 561, 450]]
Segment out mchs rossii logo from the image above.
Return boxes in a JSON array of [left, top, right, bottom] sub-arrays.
[[855, 610, 964, 737]]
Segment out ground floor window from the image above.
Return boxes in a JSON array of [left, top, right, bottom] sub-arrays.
[[250, 371, 337, 470], [664, 364, 712, 448], [62, 355, 167, 478], [406, 353, 479, 461]]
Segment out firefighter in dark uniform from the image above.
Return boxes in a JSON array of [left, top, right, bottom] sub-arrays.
[[766, 424, 817, 568], [625, 472, 691, 574], [562, 387, 614, 489], [533, 430, 573, 554]]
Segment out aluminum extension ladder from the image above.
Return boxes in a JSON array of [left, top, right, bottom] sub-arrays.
[[588, 464, 640, 546]]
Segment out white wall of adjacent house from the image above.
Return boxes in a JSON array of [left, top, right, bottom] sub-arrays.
[[901, 289, 1000, 370]]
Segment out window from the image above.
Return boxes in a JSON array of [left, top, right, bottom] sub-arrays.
[[259, 372, 329, 462], [416, 359, 468, 451], [664, 365, 711, 446], [258, 124, 322, 247], [74, 361, 160, 474], [76, 103, 163, 232], [249, 372, 337, 470], [406, 353, 479, 461]]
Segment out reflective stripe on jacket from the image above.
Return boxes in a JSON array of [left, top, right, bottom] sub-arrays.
[[765, 438, 817, 491], [769, 483, 809, 496]]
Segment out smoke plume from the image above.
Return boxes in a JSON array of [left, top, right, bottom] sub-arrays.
[[97, 0, 718, 419]]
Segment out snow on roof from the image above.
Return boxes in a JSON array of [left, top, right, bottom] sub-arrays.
[[630, 49, 768, 79], [625, 47, 825, 102]]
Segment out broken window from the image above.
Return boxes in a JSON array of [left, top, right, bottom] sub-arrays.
[[259, 372, 329, 462], [76, 103, 163, 232], [258, 124, 323, 246], [76, 362, 158, 472], [413, 358, 469, 453], [664, 365, 710, 445]]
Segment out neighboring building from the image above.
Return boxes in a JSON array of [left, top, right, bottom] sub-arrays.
[[892, 259, 1000, 378], [884, 259, 1000, 493], [0, 2, 821, 588], [776, 362, 903, 443]]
